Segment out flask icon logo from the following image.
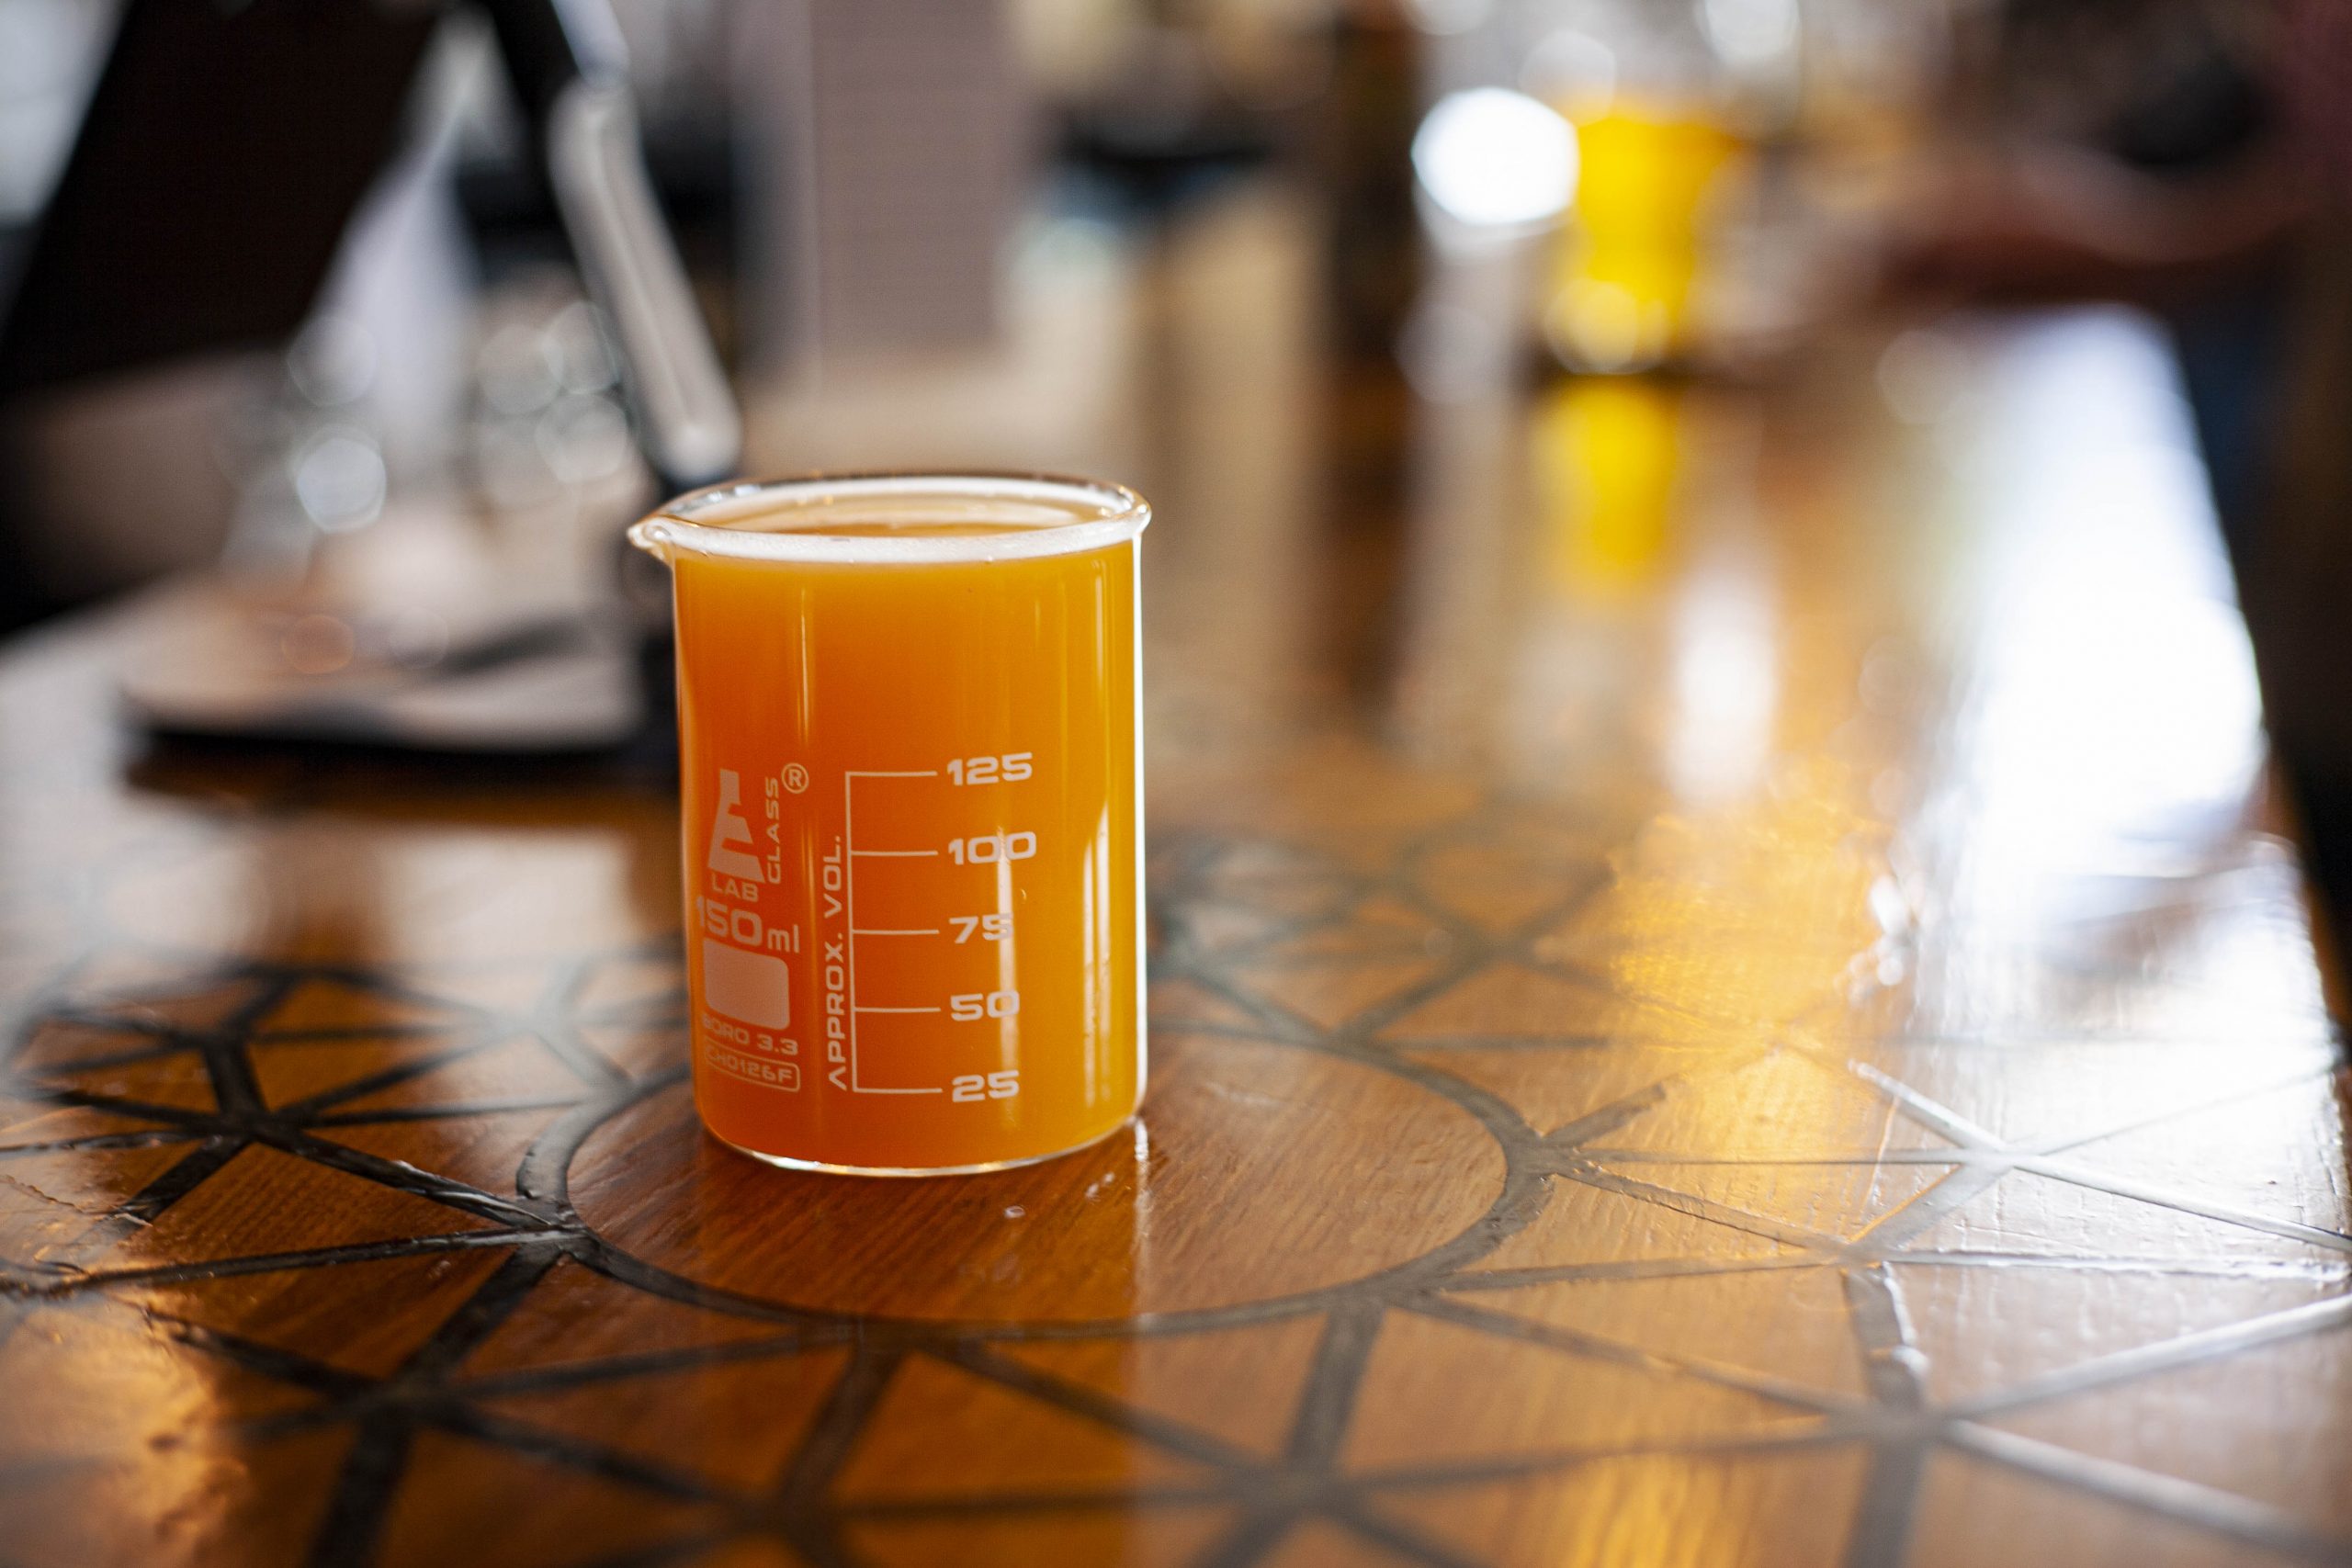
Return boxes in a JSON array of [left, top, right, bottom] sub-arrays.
[[707, 769, 766, 883]]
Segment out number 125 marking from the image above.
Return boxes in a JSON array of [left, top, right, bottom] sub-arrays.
[[946, 753, 1032, 785]]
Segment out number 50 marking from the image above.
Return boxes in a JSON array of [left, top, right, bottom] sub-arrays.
[[950, 990, 1020, 1021]]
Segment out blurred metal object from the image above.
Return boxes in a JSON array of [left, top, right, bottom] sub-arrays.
[[461, 275, 644, 548], [65, 0, 732, 751], [0, 0, 738, 641], [123, 280, 653, 756], [548, 77, 741, 490], [483, 0, 741, 491], [0, 0, 119, 223]]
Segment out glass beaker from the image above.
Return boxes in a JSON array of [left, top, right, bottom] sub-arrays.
[[629, 473, 1149, 1174]]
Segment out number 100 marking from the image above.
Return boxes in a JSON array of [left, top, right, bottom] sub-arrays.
[[947, 831, 1036, 864]]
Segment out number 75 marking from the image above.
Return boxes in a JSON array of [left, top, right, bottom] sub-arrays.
[[949, 914, 1012, 943]]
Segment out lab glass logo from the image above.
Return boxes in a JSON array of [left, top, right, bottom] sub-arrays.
[[707, 769, 766, 882], [701, 768, 791, 1032]]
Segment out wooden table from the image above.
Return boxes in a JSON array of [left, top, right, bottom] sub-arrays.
[[3, 200, 2349, 1567]]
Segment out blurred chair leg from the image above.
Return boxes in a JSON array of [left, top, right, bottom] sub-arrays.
[[2239, 219, 2352, 953]]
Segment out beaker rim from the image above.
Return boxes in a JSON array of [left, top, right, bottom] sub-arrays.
[[628, 470, 1150, 565]]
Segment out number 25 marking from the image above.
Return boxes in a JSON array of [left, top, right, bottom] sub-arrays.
[[952, 1070, 1021, 1101]]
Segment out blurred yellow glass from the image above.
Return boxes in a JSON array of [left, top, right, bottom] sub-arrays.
[[1533, 378, 1685, 594], [1546, 105, 1742, 371]]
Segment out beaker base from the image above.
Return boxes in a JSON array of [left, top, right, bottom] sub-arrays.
[[705, 1115, 1136, 1178]]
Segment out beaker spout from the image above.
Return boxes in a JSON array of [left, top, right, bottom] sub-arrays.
[[626, 518, 679, 563]]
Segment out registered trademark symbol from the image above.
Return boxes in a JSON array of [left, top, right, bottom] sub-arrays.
[[782, 763, 811, 794]]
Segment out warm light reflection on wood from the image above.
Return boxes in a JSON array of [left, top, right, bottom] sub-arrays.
[[0, 204, 2343, 1568]]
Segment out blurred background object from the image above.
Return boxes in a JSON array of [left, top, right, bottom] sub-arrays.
[[1872, 0, 2352, 923], [0, 0, 2346, 923], [17, 5, 2352, 1555], [735, 0, 1027, 368], [0, 0, 734, 750]]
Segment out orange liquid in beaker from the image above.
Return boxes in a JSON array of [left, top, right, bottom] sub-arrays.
[[646, 484, 1145, 1173]]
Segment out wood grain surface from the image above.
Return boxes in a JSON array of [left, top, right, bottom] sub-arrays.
[[1, 193, 2346, 1568]]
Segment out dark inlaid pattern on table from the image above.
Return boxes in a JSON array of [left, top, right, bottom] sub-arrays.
[[4, 302, 2352, 1565], [3, 788, 2347, 1566]]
